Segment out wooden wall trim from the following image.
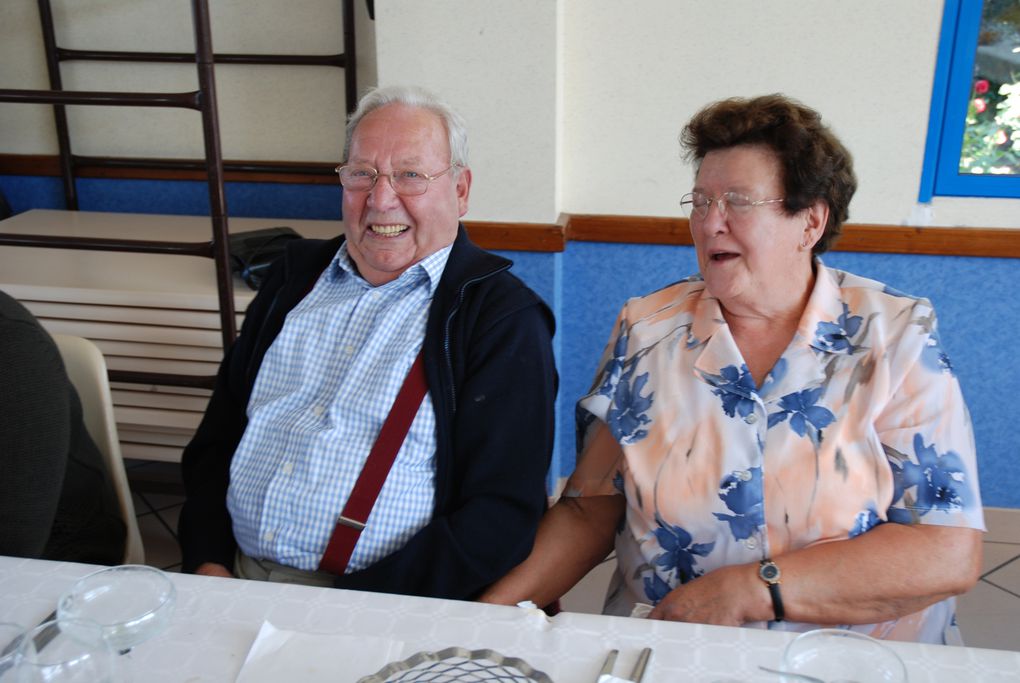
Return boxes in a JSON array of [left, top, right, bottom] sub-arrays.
[[3, 154, 1019, 257], [832, 223, 1020, 258], [567, 214, 694, 246], [567, 213, 1020, 258], [464, 221, 565, 253]]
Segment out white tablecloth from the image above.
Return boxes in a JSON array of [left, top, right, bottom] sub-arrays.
[[1, 557, 1018, 682]]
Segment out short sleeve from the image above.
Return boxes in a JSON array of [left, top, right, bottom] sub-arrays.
[[877, 302, 984, 531], [567, 309, 630, 498]]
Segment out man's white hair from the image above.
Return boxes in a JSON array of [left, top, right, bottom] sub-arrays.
[[343, 85, 469, 170]]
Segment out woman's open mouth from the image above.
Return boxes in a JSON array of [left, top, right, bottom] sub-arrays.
[[710, 252, 738, 261]]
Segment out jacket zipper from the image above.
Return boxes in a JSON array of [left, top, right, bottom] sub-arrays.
[[443, 264, 510, 411]]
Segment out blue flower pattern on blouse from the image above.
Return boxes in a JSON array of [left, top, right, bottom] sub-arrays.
[[645, 514, 715, 602], [814, 303, 863, 353], [642, 572, 672, 604], [713, 468, 765, 541], [849, 505, 883, 538], [612, 470, 625, 495], [596, 323, 655, 444], [707, 364, 757, 419], [889, 434, 972, 523], [920, 330, 954, 375], [767, 387, 836, 438]]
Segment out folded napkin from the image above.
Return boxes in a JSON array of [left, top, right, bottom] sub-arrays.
[[629, 602, 653, 618], [513, 600, 553, 630], [236, 621, 405, 683]]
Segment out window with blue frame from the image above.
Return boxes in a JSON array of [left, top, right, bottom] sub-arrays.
[[921, 0, 1020, 199]]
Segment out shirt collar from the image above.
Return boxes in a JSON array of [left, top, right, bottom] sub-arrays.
[[797, 259, 857, 356], [687, 259, 849, 353], [329, 241, 452, 295], [689, 259, 849, 398]]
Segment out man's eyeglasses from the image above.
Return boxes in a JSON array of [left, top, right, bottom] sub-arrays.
[[680, 191, 785, 220], [335, 164, 459, 196]]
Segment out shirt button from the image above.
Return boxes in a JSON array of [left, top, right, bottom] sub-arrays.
[[281, 462, 294, 475], [745, 413, 758, 424], [263, 531, 275, 542], [744, 537, 758, 550], [312, 405, 325, 417], [344, 345, 355, 356]]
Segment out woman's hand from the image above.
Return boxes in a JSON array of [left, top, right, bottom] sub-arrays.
[[647, 562, 766, 626]]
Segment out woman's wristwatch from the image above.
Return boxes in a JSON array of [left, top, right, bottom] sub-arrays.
[[758, 559, 785, 622]]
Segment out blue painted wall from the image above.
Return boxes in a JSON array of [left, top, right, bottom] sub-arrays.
[[0, 175, 342, 220], [2, 175, 1016, 508]]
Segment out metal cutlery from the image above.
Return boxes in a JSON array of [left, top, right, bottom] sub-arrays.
[[597, 647, 653, 682], [598, 649, 619, 679], [1, 609, 59, 657], [630, 647, 652, 682]]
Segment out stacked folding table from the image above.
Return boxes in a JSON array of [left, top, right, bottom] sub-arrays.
[[0, 209, 341, 463]]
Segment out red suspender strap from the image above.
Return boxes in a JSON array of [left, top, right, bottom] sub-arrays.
[[318, 349, 428, 575]]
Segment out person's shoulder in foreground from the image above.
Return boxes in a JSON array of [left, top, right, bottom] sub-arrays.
[[0, 290, 125, 564]]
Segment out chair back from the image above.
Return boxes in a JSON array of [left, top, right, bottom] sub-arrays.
[[52, 334, 145, 565]]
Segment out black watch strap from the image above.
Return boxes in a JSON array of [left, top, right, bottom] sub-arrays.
[[759, 559, 785, 622]]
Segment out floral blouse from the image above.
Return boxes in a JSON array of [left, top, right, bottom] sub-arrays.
[[570, 261, 984, 644]]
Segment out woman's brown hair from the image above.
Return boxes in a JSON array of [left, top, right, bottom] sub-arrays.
[[680, 94, 857, 255]]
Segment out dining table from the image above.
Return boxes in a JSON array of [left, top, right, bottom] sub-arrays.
[[1, 555, 1018, 682]]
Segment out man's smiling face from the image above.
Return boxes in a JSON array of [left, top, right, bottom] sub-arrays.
[[342, 103, 471, 286]]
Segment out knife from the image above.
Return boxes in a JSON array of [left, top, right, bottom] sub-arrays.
[[0, 609, 59, 656], [598, 649, 619, 680]]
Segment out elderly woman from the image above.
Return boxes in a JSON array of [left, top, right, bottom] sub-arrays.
[[481, 94, 984, 644]]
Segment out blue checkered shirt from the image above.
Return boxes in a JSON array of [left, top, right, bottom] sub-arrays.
[[227, 242, 451, 572]]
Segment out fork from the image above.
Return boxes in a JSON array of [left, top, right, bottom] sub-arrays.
[[596, 647, 653, 682]]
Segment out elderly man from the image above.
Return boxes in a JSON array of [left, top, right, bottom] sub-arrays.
[[179, 86, 557, 600]]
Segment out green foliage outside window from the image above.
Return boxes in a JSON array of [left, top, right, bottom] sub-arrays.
[[959, 0, 1020, 175], [961, 78, 1020, 174]]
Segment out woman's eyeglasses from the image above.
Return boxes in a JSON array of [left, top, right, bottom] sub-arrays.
[[680, 191, 785, 220]]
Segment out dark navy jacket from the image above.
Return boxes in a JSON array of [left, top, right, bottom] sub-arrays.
[[179, 226, 557, 600]]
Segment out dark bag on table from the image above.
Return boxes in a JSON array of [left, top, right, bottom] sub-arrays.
[[229, 227, 302, 290]]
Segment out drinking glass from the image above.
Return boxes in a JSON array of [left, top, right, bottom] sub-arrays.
[[56, 565, 176, 653], [15, 619, 118, 683], [781, 628, 908, 683], [0, 623, 27, 682]]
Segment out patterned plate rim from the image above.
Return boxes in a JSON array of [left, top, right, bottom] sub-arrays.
[[356, 645, 554, 683]]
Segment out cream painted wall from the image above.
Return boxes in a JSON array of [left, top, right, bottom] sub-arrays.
[[0, 0, 373, 162], [558, 0, 1020, 228], [373, 0, 558, 223], [3, 1, 1020, 228]]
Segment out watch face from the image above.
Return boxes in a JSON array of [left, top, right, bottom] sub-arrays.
[[760, 562, 780, 582]]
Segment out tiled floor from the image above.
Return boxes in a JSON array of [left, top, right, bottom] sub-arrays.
[[125, 460, 1020, 651], [125, 459, 186, 573]]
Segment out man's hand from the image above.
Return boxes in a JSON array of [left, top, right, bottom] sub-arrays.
[[194, 562, 234, 578], [647, 563, 764, 626]]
